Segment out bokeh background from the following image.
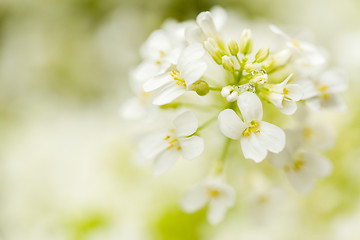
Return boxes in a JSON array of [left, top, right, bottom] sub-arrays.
[[0, 0, 360, 239]]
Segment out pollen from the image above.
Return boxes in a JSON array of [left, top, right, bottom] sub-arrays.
[[170, 70, 186, 87]]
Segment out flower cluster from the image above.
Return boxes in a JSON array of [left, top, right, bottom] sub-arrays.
[[121, 7, 347, 224]]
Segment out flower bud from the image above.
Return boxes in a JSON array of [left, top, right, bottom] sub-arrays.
[[239, 29, 253, 55], [226, 91, 238, 102], [204, 38, 223, 65], [250, 74, 268, 85], [222, 56, 235, 72], [255, 46, 270, 63], [221, 86, 232, 97], [228, 39, 239, 56], [244, 63, 256, 72], [190, 80, 210, 96]]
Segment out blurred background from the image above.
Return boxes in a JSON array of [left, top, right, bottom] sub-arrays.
[[0, 0, 359, 239]]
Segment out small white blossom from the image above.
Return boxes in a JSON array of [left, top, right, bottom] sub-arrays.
[[268, 130, 333, 194], [297, 69, 348, 111], [218, 92, 286, 162], [269, 24, 327, 67], [138, 111, 204, 176], [262, 73, 303, 115], [143, 43, 207, 105], [180, 177, 235, 225]]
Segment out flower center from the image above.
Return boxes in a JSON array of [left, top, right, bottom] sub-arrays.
[[164, 129, 181, 150], [303, 127, 312, 139], [283, 87, 289, 95], [170, 70, 186, 87], [319, 85, 329, 99], [292, 40, 303, 51], [242, 120, 260, 137], [156, 50, 166, 65], [208, 188, 220, 198]]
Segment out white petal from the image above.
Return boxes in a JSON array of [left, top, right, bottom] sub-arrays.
[[120, 97, 146, 120], [173, 111, 198, 137], [196, 11, 217, 37], [269, 24, 291, 40], [139, 131, 168, 158], [179, 136, 204, 160], [153, 148, 181, 176], [185, 25, 206, 43], [295, 80, 318, 99], [267, 92, 284, 109], [143, 72, 173, 92], [180, 184, 208, 213], [240, 134, 267, 163], [303, 152, 333, 177], [286, 84, 303, 101], [207, 197, 232, 225], [279, 100, 297, 115], [305, 97, 321, 112], [132, 61, 169, 82], [319, 69, 347, 92], [286, 169, 315, 195], [321, 93, 347, 111], [181, 61, 207, 86], [152, 83, 186, 105], [178, 43, 205, 68], [237, 92, 263, 123], [258, 121, 286, 153], [268, 150, 292, 169], [210, 6, 227, 30], [218, 109, 246, 140], [140, 30, 171, 60]]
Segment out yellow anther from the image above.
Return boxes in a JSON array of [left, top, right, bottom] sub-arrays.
[[283, 88, 289, 95], [167, 144, 174, 150], [156, 61, 161, 65], [242, 120, 260, 137], [322, 93, 329, 99], [208, 189, 220, 198], [292, 40, 302, 51], [320, 85, 328, 91], [177, 146, 182, 151], [169, 129, 175, 133], [159, 50, 166, 58], [169, 139, 178, 144], [164, 136, 170, 140], [293, 160, 304, 171], [303, 127, 312, 139]]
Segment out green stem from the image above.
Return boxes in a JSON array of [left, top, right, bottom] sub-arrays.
[[197, 115, 218, 131], [209, 87, 222, 91], [214, 138, 232, 174]]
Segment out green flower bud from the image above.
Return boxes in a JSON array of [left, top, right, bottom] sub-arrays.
[[244, 63, 256, 72], [228, 39, 239, 56], [239, 29, 253, 55], [204, 38, 223, 65], [222, 56, 235, 72], [255, 46, 270, 63], [190, 80, 210, 96]]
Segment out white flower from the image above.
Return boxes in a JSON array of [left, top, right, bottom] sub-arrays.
[[180, 177, 235, 225], [218, 92, 286, 162], [297, 69, 348, 111], [185, 7, 227, 43], [138, 111, 204, 176], [120, 71, 157, 120], [262, 73, 303, 115], [269, 24, 327, 67], [143, 43, 207, 105], [134, 29, 184, 82], [268, 130, 333, 194]]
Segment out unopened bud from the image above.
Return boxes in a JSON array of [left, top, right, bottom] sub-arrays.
[[239, 29, 253, 55], [251, 74, 268, 85], [190, 80, 210, 96], [228, 39, 239, 56], [204, 39, 223, 65], [255, 46, 270, 63], [221, 86, 232, 97], [222, 56, 235, 72], [244, 63, 256, 72], [226, 91, 239, 102]]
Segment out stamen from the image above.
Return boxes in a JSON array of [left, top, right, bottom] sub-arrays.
[[292, 40, 302, 51], [283, 88, 289, 95], [208, 189, 220, 198]]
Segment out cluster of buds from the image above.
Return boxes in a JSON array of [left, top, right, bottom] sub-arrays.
[[121, 7, 347, 224]]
